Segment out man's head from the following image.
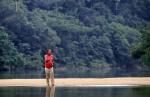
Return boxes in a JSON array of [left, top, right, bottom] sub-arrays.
[[47, 49, 52, 55]]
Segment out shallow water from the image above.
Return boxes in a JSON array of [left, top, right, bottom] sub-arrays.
[[0, 86, 150, 97], [1, 69, 150, 79]]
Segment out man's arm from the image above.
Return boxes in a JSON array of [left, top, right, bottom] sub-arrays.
[[43, 55, 47, 68], [52, 55, 54, 65], [44, 55, 47, 62]]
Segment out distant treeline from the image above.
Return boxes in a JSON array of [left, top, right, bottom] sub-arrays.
[[0, 0, 149, 71]]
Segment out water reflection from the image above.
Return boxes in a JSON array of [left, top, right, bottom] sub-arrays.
[[45, 86, 55, 97], [0, 86, 150, 97]]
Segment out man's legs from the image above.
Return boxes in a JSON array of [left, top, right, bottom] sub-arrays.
[[50, 68, 55, 86], [45, 68, 50, 86]]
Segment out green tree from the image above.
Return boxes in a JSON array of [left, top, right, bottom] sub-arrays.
[[0, 27, 25, 71], [132, 27, 150, 66]]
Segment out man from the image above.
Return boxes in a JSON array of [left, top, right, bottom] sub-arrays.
[[44, 49, 55, 86]]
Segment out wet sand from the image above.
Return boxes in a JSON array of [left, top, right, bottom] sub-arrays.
[[0, 77, 150, 87]]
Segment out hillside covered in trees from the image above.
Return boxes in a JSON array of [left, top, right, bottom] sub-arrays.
[[132, 24, 150, 67], [0, 0, 149, 71]]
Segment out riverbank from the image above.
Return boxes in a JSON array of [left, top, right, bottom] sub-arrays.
[[0, 77, 150, 87]]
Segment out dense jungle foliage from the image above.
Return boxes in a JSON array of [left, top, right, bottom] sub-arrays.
[[0, 0, 149, 71]]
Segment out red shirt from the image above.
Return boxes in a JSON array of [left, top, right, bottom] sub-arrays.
[[44, 54, 54, 69]]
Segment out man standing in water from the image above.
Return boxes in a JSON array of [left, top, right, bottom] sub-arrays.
[[44, 49, 55, 86]]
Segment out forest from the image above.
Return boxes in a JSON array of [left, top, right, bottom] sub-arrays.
[[0, 0, 150, 71]]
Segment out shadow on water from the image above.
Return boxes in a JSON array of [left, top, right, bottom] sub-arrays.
[[0, 86, 150, 97]]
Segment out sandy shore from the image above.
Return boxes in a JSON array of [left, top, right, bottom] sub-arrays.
[[0, 77, 150, 87]]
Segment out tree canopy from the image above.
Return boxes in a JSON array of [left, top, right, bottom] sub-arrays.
[[132, 24, 150, 66], [0, 0, 149, 71]]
